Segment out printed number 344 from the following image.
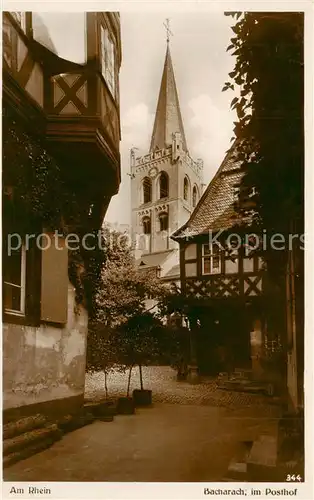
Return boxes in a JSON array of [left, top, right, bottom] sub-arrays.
[[286, 474, 302, 482]]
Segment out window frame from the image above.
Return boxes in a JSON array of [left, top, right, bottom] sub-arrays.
[[100, 24, 116, 98], [233, 186, 241, 202], [183, 177, 189, 202], [159, 172, 169, 199], [3, 244, 27, 316], [192, 186, 197, 207], [159, 212, 169, 232], [202, 243, 221, 276], [142, 216, 151, 235], [142, 177, 152, 204]]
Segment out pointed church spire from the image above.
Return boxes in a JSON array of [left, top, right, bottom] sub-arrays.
[[149, 27, 188, 153]]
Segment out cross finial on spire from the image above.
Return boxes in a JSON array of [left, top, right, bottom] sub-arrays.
[[163, 18, 173, 44]]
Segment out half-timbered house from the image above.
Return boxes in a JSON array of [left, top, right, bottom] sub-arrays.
[[171, 145, 285, 384], [2, 12, 121, 423]]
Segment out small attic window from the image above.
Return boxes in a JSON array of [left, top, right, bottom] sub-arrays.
[[233, 186, 241, 201]]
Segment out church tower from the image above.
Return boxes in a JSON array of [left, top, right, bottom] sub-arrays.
[[131, 34, 203, 280]]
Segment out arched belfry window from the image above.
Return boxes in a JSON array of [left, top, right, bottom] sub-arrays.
[[184, 177, 189, 201], [159, 172, 169, 199], [192, 186, 198, 207], [142, 216, 151, 234], [143, 177, 152, 204], [159, 212, 169, 231]]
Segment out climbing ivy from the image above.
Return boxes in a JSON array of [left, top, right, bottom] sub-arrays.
[[223, 12, 304, 283], [2, 108, 106, 316]]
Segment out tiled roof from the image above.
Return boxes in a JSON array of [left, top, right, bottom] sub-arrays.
[[172, 144, 244, 239], [136, 251, 172, 270]]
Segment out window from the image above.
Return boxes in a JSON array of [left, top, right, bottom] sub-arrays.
[[233, 186, 241, 201], [159, 172, 169, 199], [101, 25, 115, 97], [159, 213, 169, 231], [233, 185, 257, 205], [183, 177, 189, 201], [202, 243, 221, 275], [3, 244, 26, 315], [143, 177, 152, 204], [142, 217, 151, 235], [11, 12, 27, 31], [192, 186, 197, 207]]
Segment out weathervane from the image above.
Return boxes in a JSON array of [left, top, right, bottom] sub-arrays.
[[163, 18, 173, 44]]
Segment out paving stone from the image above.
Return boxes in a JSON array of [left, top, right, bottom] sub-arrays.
[[85, 366, 274, 411]]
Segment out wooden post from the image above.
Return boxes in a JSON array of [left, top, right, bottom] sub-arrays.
[[286, 221, 299, 411], [250, 318, 264, 380], [187, 316, 200, 384]]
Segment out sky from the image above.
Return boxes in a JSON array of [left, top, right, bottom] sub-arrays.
[[106, 11, 237, 225], [34, 11, 237, 226]]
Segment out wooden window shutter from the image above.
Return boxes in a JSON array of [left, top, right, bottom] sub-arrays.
[[40, 233, 68, 324]]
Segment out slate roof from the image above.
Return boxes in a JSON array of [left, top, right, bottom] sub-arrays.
[[172, 144, 244, 239], [149, 44, 188, 153]]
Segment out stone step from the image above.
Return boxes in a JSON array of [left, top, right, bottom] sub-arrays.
[[247, 434, 279, 481], [3, 414, 47, 440], [223, 461, 247, 481], [57, 411, 95, 434], [219, 379, 267, 394], [223, 441, 253, 481], [84, 401, 117, 418], [3, 435, 58, 469], [233, 368, 253, 380], [3, 424, 62, 457], [3, 408, 96, 469]]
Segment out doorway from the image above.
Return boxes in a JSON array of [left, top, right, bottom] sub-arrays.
[[195, 303, 251, 375]]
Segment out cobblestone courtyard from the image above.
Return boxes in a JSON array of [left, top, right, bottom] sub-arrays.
[[4, 367, 281, 482], [85, 365, 276, 410]]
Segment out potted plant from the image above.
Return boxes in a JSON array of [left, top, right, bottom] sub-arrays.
[[106, 327, 136, 414], [111, 311, 163, 408], [85, 324, 119, 420]]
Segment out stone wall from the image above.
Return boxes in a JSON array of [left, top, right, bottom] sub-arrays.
[[3, 283, 88, 413]]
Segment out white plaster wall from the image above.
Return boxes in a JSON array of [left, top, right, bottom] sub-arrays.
[[3, 282, 88, 411]]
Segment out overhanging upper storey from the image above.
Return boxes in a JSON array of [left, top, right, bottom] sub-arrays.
[[3, 11, 122, 195]]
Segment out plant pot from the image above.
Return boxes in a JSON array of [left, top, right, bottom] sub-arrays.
[[132, 389, 152, 407], [91, 402, 117, 418], [116, 397, 135, 415], [98, 415, 114, 422]]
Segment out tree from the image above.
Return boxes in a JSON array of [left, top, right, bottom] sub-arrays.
[[96, 261, 167, 328], [86, 226, 168, 390], [85, 322, 120, 399], [110, 312, 164, 395], [223, 12, 304, 282], [224, 13, 304, 404]]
